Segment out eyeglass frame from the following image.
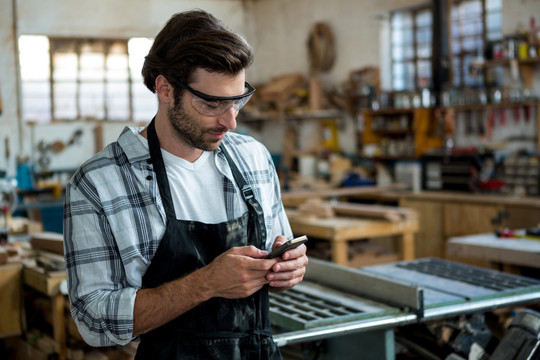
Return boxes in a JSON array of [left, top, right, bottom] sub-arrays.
[[170, 79, 256, 116], [172, 80, 256, 102]]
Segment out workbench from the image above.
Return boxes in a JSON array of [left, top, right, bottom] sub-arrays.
[[23, 266, 67, 360], [285, 209, 418, 266], [446, 230, 540, 270], [0, 263, 23, 338]]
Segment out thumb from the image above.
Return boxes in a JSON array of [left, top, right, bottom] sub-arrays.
[[272, 235, 289, 249], [230, 245, 268, 258]]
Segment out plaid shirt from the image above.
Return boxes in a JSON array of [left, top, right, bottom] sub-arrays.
[[63, 126, 292, 346]]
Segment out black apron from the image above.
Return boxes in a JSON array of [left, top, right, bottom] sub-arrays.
[[135, 120, 282, 360]]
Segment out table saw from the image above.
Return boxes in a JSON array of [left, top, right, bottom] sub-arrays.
[[271, 258, 540, 359]]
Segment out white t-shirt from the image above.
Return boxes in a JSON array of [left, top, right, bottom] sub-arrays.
[[137, 133, 227, 223]]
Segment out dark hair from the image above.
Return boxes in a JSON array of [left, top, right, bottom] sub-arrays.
[[142, 9, 254, 96]]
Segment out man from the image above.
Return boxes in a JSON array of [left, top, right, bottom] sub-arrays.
[[64, 9, 308, 359]]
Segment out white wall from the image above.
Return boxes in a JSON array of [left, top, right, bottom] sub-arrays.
[[0, 0, 19, 176], [249, 0, 425, 85]]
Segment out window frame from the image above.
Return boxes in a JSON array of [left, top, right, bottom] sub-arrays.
[[19, 35, 156, 124], [390, 0, 502, 93], [390, 4, 433, 92]]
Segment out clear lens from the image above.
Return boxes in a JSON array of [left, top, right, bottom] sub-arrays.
[[192, 93, 253, 116]]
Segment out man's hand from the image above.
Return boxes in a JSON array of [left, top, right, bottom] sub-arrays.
[[134, 245, 278, 336], [199, 246, 280, 300], [266, 235, 308, 290]]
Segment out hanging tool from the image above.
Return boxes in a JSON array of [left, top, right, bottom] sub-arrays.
[[514, 106, 521, 124], [477, 110, 485, 136], [481, 109, 495, 141], [524, 105, 531, 123]]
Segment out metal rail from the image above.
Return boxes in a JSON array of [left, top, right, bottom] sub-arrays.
[[273, 313, 417, 347], [423, 291, 540, 321]]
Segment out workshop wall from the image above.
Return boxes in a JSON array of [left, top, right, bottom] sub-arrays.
[[239, 0, 428, 156], [1, 0, 540, 177], [247, 0, 540, 156], [0, 0, 251, 177], [0, 0, 19, 177]]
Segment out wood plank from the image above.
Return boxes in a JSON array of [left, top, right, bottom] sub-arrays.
[[287, 209, 418, 240], [332, 202, 417, 222], [23, 266, 66, 296], [281, 184, 406, 204], [30, 232, 64, 256]]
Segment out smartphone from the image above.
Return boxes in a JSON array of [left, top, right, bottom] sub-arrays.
[[265, 235, 308, 259]]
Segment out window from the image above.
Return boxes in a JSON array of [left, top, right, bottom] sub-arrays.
[[451, 0, 502, 88], [391, 6, 433, 92], [19, 36, 157, 123], [390, 0, 502, 92]]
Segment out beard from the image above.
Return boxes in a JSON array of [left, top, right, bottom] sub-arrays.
[[167, 101, 227, 152]]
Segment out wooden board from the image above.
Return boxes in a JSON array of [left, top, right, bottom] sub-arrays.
[[332, 202, 416, 222], [297, 199, 417, 222], [23, 266, 66, 296], [259, 73, 307, 103], [30, 232, 64, 256], [281, 184, 406, 208]]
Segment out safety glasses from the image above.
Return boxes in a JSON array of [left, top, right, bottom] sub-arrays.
[[173, 80, 256, 117]]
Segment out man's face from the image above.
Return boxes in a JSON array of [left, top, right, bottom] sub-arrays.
[[167, 69, 247, 152]]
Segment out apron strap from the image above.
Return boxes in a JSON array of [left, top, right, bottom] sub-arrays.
[[220, 145, 253, 203], [147, 119, 176, 220], [220, 144, 268, 246]]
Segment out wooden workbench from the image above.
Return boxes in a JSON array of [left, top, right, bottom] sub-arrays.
[[447, 231, 540, 271], [23, 266, 67, 360], [0, 263, 22, 338], [286, 209, 418, 267]]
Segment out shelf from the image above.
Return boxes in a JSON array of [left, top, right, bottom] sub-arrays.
[[482, 58, 540, 89], [284, 110, 345, 120], [362, 108, 416, 116], [358, 155, 419, 161], [371, 129, 413, 136], [447, 100, 539, 112], [484, 58, 540, 67], [238, 109, 345, 125]]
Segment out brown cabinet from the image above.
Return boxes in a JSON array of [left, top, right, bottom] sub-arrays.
[[400, 198, 444, 259], [397, 192, 540, 264], [443, 203, 504, 238]]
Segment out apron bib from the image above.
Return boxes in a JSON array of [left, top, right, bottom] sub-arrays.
[[135, 120, 281, 360]]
